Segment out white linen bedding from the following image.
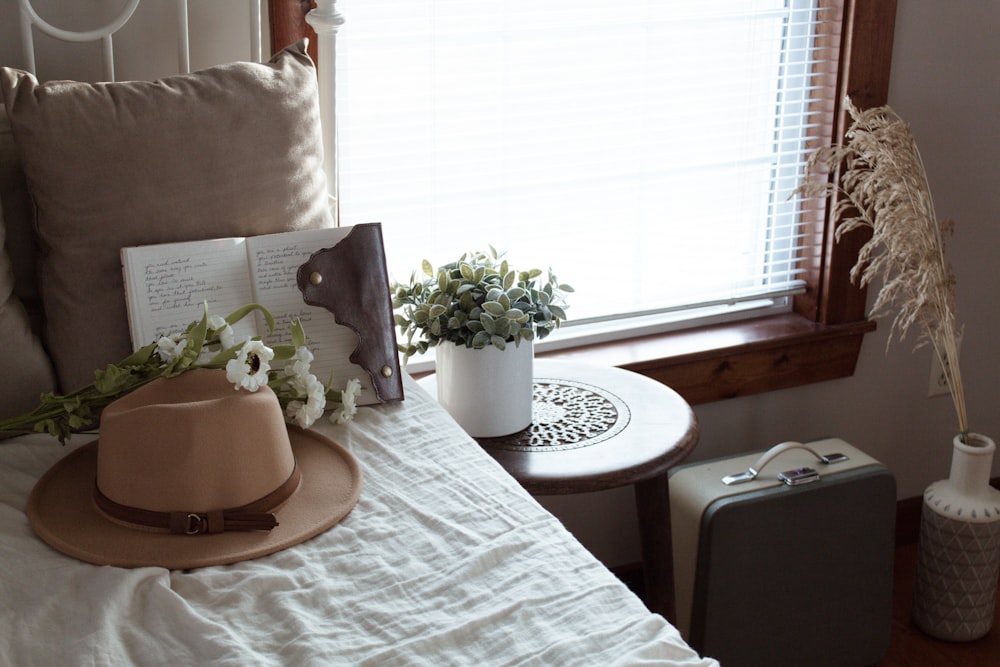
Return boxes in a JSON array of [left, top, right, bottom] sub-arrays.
[[0, 374, 717, 666]]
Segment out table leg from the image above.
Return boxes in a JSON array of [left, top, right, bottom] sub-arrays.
[[634, 473, 675, 623]]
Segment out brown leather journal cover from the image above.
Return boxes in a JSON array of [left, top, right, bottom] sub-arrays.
[[296, 223, 403, 403]]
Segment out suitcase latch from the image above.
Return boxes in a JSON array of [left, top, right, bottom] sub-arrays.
[[777, 467, 820, 486]]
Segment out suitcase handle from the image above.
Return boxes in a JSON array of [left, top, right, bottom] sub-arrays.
[[721, 441, 849, 485]]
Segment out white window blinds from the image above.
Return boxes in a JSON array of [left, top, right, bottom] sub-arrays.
[[335, 0, 842, 341]]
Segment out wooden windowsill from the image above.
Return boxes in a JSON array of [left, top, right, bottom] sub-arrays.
[[538, 313, 876, 405]]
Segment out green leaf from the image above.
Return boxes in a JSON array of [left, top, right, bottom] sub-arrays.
[[482, 301, 506, 317], [490, 335, 507, 350], [205, 346, 242, 366], [270, 344, 297, 361], [290, 319, 306, 349], [471, 331, 491, 348], [506, 309, 529, 323], [175, 306, 210, 371], [118, 342, 156, 368], [493, 318, 511, 338], [422, 259, 434, 277], [502, 270, 516, 290], [227, 303, 274, 333], [459, 291, 477, 311], [67, 413, 89, 429], [480, 312, 496, 334], [506, 287, 526, 301]]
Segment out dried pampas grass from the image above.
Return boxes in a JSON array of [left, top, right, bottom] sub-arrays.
[[795, 96, 967, 437]]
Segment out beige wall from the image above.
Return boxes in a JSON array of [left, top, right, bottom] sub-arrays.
[[3, 0, 998, 568]]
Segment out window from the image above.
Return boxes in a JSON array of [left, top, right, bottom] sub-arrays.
[[270, 0, 895, 403], [335, 1, 834, 345]]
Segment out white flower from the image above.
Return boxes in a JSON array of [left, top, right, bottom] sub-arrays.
[[208, 314, 236, 349], [285, 373, 327, 428], [156, 334, 186, 364], [285, 346, 315, 382], [226, 340, 274, 392], [331, 378, 362, 424]]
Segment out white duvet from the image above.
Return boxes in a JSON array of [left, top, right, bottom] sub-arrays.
[[0, 375, 717, 666]]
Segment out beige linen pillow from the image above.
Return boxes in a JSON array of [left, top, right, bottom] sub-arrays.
[[0, 201, 58, 422], [0, 104, 41, 320], [1, 103, 57, 422], [0, 40, 333, 390]]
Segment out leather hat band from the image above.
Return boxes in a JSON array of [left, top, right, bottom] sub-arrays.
[[93, 464, 301, 535]]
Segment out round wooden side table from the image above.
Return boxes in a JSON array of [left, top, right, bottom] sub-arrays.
[[418, 358, 700, 621]]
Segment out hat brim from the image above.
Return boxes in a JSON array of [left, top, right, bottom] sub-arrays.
[[26, 426, 362, 570]]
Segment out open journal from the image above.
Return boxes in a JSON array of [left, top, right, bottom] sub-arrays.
[[120, 224, 403, 405]]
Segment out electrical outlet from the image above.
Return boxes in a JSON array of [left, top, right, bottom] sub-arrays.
[[928, 355, 951, 397], [928, 340, 961, 398]]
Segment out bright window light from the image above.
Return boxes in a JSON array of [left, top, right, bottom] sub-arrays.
[[335, 0, 840, 352]]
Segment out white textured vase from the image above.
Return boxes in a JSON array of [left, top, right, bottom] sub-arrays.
[[913, 433, 1000, 641], [435, 340, 533, 438]]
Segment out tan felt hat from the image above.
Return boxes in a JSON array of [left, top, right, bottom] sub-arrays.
[[27, 369, 362, 569]]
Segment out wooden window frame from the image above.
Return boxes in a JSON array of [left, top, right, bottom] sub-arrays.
[[269, 0, 896, 405]]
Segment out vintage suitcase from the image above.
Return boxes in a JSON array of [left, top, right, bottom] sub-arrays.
[[669, 438, 896, 667]]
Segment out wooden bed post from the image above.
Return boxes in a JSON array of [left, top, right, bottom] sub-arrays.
[[305, 0, 344, 224]]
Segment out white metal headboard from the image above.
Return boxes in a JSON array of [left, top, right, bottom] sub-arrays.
[[15, 0, 343, 217], [16, 0, 263, 82]]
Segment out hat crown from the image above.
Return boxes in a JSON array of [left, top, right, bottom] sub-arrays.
[[96, 370, 295, 514]]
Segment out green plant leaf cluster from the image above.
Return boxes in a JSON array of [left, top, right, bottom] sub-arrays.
[[391, 247, 573, 362]]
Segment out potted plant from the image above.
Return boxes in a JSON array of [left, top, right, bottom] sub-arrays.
[[796, 97, 998, 641], [392, 247, 572, 437]]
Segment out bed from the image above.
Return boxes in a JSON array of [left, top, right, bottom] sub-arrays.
[[0, 1, 717, 664]]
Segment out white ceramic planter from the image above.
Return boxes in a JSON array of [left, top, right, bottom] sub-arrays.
[[913, 433, 1000, 641], [435, 341, 533, 438]]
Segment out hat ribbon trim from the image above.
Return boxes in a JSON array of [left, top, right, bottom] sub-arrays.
[[92, 464, 301, 535]]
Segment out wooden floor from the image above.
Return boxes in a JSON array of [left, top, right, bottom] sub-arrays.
[[879, 542, 1000, 666]]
